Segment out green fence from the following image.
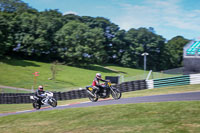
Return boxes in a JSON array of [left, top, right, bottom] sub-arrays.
[[153, 75, 190, 88]]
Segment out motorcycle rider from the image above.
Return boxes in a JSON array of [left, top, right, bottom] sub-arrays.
[[92, 73, 107, 94], [35, 85, 46, 104]]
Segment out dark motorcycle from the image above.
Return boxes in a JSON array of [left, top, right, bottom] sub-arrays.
[[86, 81, 122, 102], [30, 91, 57, 110]]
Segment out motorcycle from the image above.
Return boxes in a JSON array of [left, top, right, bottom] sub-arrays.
[[30, 91, 57, 110], [86, 81, 122, 102]]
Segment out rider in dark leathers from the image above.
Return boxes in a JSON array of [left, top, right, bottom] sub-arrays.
[[35, 85, 45, 103]]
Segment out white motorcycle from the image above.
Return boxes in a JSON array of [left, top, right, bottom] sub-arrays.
[[30, 91, 57, 110]]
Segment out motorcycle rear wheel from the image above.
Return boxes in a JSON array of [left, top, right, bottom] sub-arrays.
[[33, 101, 41, 110], [88, 93, 98, 102]]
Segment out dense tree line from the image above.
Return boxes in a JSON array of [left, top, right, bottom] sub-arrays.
[[0, 0, 190, 70]]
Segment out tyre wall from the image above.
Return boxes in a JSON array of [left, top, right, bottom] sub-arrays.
[[0, 80, 147, 104]]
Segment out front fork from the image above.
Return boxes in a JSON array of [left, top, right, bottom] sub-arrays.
[[110, 87, 115, 93]]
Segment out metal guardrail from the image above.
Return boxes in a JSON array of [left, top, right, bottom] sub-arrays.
[[153, 75, 190, 88], [146, 73, 200, 89]]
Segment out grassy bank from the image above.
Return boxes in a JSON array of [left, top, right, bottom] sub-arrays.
[[0, 88, 32, 93], [0, 59, 178, 92], [0, 101, 200, 133], [0, 59, 145, 91]]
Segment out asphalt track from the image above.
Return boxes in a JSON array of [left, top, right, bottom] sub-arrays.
[[1, 91, 200, 117]]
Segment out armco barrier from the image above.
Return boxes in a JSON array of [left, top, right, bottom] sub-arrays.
[[146, 73, 200, 89], [153, 75, 190, 88], [0, 80, 147, 104]]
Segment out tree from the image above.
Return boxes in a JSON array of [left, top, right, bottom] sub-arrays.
[[11, 9, 63, 60], [0, 1, 190, 70], [34, 9, 63, 60], [62, 14, 81, 24], [110, 30, 127, 63], [12, 11, 38, 57], [123, 28, 166, 70], [163, 36, 189, 69], [54, 21, 107, 65], [0, 0, 32, 13], [50, 60, 64, 80], [82, 16, 120, 61], [0, 12, 14, 57]]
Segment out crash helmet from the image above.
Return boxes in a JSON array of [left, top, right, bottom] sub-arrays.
[[96, 73, 102, 79], [38, 85, 43, 91]]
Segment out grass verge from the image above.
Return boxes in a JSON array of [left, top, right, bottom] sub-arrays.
[[0, 101, 200, 133]]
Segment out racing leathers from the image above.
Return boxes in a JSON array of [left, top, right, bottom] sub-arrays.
[[92, 77, 106, 94], [35, 89, 45, 103]]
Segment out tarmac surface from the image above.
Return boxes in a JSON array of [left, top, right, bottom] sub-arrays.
[[1, 91, 200, 117]]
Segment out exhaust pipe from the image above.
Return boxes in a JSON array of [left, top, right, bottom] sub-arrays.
[[87, 90, 95, 97]]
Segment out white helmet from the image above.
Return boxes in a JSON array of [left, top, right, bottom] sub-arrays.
[[38, 85, 43, 90], [96, 73, 101, 79]]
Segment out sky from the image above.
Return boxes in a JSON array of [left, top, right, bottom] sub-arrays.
[[23, 0, 200, 40]]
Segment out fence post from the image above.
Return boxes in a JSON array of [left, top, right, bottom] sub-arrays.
[[121, 75, 124, 83], [146, 70, 152, 80]]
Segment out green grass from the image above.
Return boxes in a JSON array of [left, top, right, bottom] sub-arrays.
[[0, 59, 120, 91], [0, 101, 200, 133], [0, 88, 32, 93], [1, 84, 200, 114], [0, 59, 180, 91], [105, 64, 181, 82]]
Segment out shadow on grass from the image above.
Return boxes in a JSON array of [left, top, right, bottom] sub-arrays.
[[55, 80, 78, 87], [103, 64, 128, 74], [1, 59, 40, 67], [77, 64, 119, 73]]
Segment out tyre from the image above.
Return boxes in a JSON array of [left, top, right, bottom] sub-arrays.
[[88, 93, 98, 102], [49, 98, 57, 107], [32, 101, 41, 110], [111, 88, 122, 100]]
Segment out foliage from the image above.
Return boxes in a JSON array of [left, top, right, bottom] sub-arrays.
[[0, 0, 32, 12], [123, 28, 166, 70], [163, 36, 190, 69], [0, 0, 190, 70], [54, 21, 107, 64], [0, 12, 13, 57], [50, 60, 59, 80]]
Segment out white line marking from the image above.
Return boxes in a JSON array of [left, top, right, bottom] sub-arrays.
[[16, 110, 32, 113]]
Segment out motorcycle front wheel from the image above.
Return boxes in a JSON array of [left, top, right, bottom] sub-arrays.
[[49, 98, 57, 107], [33, 101, 41, 110], [88, 93, 98, 102], [111, 88, 122, 100]]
